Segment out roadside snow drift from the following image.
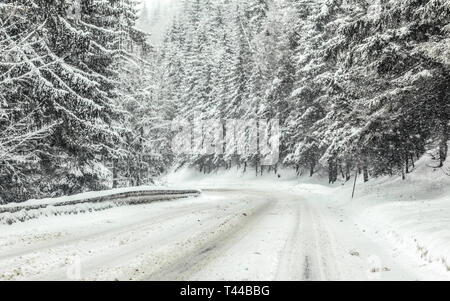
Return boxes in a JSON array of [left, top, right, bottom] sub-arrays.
[[0, 187, 201, 225]]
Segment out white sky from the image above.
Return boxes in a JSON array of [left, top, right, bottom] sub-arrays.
[[138, 0, 179, 44], [142, 0, 176, 11]]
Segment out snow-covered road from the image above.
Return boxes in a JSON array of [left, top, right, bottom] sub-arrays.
[[0, 188, 441, 280]]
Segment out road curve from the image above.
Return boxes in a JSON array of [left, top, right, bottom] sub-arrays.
[[0, 189, 419, 280]]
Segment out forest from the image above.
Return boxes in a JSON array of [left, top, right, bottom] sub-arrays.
[[1, 0, 449, 203]]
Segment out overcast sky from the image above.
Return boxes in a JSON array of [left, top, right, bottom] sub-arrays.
[[138, 0, 178, 44]]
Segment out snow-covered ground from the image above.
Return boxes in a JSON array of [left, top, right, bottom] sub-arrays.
[[328, 152, 450, 276], [163, 154, 450, 280], [0, 187, 438, 281], [0, 152, 449, 280]]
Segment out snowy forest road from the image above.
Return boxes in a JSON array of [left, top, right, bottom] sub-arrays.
[[0, 189, 421, 280]]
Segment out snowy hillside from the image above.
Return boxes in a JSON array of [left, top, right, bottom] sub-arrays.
[[335, 148, 450, 274]]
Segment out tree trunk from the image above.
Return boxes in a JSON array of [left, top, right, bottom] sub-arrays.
[[345, 161, 351, 181], [405, 154, 409, 174], [328, 158, 338, 184], [112, 158, 118, 188], [362, 165, 369, 183], [439, 121, 448, 167], [401, 161, 406, 180], [136, 154, 142, 186]]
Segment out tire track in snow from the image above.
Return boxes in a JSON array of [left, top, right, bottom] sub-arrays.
[[145, 197, 275, 280], [0, 193, 260, 280], [274, 194, 304, 280], [0, 201, 218, 261]]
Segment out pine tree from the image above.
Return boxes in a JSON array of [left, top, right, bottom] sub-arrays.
[[0, 0, 154, 201]]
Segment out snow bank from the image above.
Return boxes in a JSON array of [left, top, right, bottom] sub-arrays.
[[360, 197, 450, 271], [0, 202, 117, 225], [349, 152, 450, 273], [294, 147, 450, 274], [0, 187, 201, 225], [1, 186, 200, 209]]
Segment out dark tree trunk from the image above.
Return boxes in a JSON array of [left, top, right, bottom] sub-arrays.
[[328, 158, 338, 184], [439, 121, 448, 167], [362, 165, 369, 183], [405, 154, 409, 174], [309, 160, 315, 177], [136, 154, 142, 186], [401, 161, 406, 180], [339, 164, 345, 180], [345, 161, 351, 181], [112, 158, 118, 188]]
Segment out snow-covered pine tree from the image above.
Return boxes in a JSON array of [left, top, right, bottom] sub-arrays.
[[323, 0, 450, 179], [284, 0, 343, 177], [0, 2, 59, 201], [0, 0, 122, 200], [150, 0, 450, 181], [0, 0, 156, 201]]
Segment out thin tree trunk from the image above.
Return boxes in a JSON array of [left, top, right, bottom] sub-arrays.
[[405, 154, 409, 174], [345, 161, 351, 181], [136, 154, 142, 186], [362, 165, 369, 182], [401, 161, 406, 180], [328, 158, 337, 183], [309, 160, 315, 177], [439, 121, 448, 167], [112, 158, 118, 188]]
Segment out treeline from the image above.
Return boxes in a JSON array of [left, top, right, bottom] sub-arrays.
[[158, 0, 450, 182], [0, 0, 171, 203], [1, 0, 449, 203]]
